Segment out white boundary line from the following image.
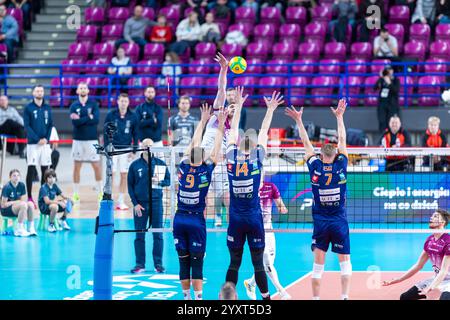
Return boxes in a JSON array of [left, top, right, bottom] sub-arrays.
[[272, 271, 312, 298]]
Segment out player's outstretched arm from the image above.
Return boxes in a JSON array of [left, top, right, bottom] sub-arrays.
[[285, 106, 315, 159], [210, 106, 228, 164], [382, 251, 429, 286], [419, 255, 450, 295], [258, 91, 284, 150], [184, 103, 211, 156], [275, 198, 288, 214], [228, 86, 248, 146], [213, 52, 228, 110], [331, 98, 348, 157]]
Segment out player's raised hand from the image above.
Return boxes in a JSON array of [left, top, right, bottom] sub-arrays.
[[234, 86, 249, 107], [331, 98, 347, 118], [263, 91, 284, 111], [285, 105, 304, 122], [200, 103, 212, 124], [217, 105, 228, 126], [214, 52, 228, 69]]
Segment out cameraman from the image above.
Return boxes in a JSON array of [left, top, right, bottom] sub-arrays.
[[374, 65, 400, 133], [373, 27, 398, 58]]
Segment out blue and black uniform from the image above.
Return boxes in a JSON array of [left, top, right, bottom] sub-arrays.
[[1, 181, 26, 217], [23, 100, 53, 145], [135, 100, 163, 143], [307, 153, 350, 254], [128, 154, 170, 269], [103, 109, 139, 150], [70, 98, 99, 141], [38, 183, 65, 215]]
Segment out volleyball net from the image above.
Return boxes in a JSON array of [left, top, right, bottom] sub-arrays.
[[150, 146, 450, 233]]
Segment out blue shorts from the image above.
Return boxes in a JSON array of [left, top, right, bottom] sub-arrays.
[[1, 206, 15, 217], [173, 211, 206, 253], [39, 204, 65, 216], [227, 214, 265, 250], [311, 219, 350, 254]]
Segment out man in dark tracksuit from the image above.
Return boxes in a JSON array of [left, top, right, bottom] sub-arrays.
[[128, 138, 170, 274], [135, 86, 163, 147], [374, 66, 400, 133]]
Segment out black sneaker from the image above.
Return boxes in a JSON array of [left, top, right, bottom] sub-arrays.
[[130, 265, 145, 274], [154, 265, 165, 273]]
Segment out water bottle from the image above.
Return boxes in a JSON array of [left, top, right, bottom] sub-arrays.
[[66, 200, 73, 213]]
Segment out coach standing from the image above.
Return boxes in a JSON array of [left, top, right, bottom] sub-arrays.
[[135, 86, 163, 147], [23, 84, 53, 204], [70, 82, 103, 202], [128, 138, 170, 274]]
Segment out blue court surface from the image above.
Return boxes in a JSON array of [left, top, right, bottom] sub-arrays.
[[0, 219, 434, 300]]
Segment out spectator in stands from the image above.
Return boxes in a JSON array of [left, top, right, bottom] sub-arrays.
[[1, 169, 35, 237], [242, 0, 260, 17], [422, 116, 448, 171], [115, 5, 156, 57], [187, 0, 208, 23], [107, 47, 133, 91], [135, 86, 163, 147], [0, 5, 19, 63], [111, 0, 130, 7], [380, 116, 412, 172], [436, 0, 450, 23], [150, 14, 173, 46], [89, 0, 107, 7], [373, 27, 399, 58], [160, 52, 182, 88], [396, 0, 417, 16], [169, 11, 202, 57], [168, 96, 199, 147], [329, 0, 358, 42], [38, 169, 72, 233], [200, 12, 221, 44], [261, 0, 285, 12], [208, 0, 238, 12], [219, 282, 238, 300], [9, 0, 31, 30], [411, 0, 436, 24], [357, 0, 386, 42], [374, 65, 400, 133], [0, 95, 26, 158]]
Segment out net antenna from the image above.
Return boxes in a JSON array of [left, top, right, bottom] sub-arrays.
[[166, 75, 172, 145]]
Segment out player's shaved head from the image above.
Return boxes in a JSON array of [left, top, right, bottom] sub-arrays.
[[190, 146, 205, 166], [219, 282, 237, 300], [142, 138, 153, 147], [321, 143, 336, 160], [239, 129, 257, 154]]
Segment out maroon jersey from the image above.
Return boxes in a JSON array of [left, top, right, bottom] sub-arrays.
[[424, 233, 450, 276], [259, 182, 281, 225]]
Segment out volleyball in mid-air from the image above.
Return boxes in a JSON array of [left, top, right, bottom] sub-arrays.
[[229, 56, 247, 74]]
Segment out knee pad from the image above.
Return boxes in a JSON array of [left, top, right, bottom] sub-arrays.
[[250, 248, 265, 273], [190, 252, 204, 280], [228, 248, 243, 271], [340, 260, 352, 277], [440, 291, 450, 300], [177, 250, 190, 280], [312, 263, 324, 279]]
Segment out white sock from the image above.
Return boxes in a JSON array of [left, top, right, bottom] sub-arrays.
[[96, 181, 103, 193], [194, 290, 202, 300], [266, 264, 285, 293], [342, 294, 349, 300], [118, 193, 124, 204], [73, 183, 80, 194], [312, 296, 320, 300], [248, 275, 256, 287], [183, 289, 191, 300], [29, 221, 35, 229], [18, 222, 25, 230]]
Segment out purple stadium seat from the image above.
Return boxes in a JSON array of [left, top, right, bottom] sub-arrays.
[[61, 58, 83, 74], [424, 58, 447, 81], [180, 76, 205, 106], [398, 76, 414, 106], [292, 58, 317, 74], [50, 77, 75, 107], [217, 22, 228, 38], [266, 59, 290, 74], [364, 76, 380, 106], [347, 59, 368, 75], [324, 42, 346, 61], [311, 5, 332, 23], [385, 23, 405, 53], [345, 76, 363, 102], [204, 77, 218, 104], [260, 6, 281, 27], [85, 7, 105, 25], [77, 25, 98, 45], [195, 42, 216, 59], [76, 77, 100, 95], [258, 76, 285, 104], [285, 7, 307, 27], [388, 5, 410, 28], [0, 44, 7, 64], [220, 43, 243, 58], [253, 24, 277, 45], [119, 42, 140, 63], [227, 23, 253, 38], [370, 59, 390, 74], [108, 7, 130, 25], [232, 76, 255, 106], [246, 42, 270, 60], [135, 59, 162, 75], [188, 58, 213, 74], [288, 76, 308, 106], [128, 77, 156, 107], [93, 42, 115, 60], [67, 42, 89, 60], [101, 24, 124, 43], [350, 42, 373, 60], [404, 41, 426, 61], [311, 76, 337, 106], [429, 41, 450, 60], [298, 42, 321, 60], [245, 58, 264, 74], [318, 59, 340, 75], [435, 24, 450, 42], [409, 24, 430, 47], [418, 76, 442, 106], [184, 7, 205, 18], [85, 58, 109, 75], [304, 22, 327, 41], [143, 43, 165, 61], [356, 24, 379, 43], [279, 24, 302, 47], [272, 42, 295, 60], [235, 7, 256, 25], [142, 7, 155, 20], [159, 6, 181, 28], [99, 78, 118, 108]]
